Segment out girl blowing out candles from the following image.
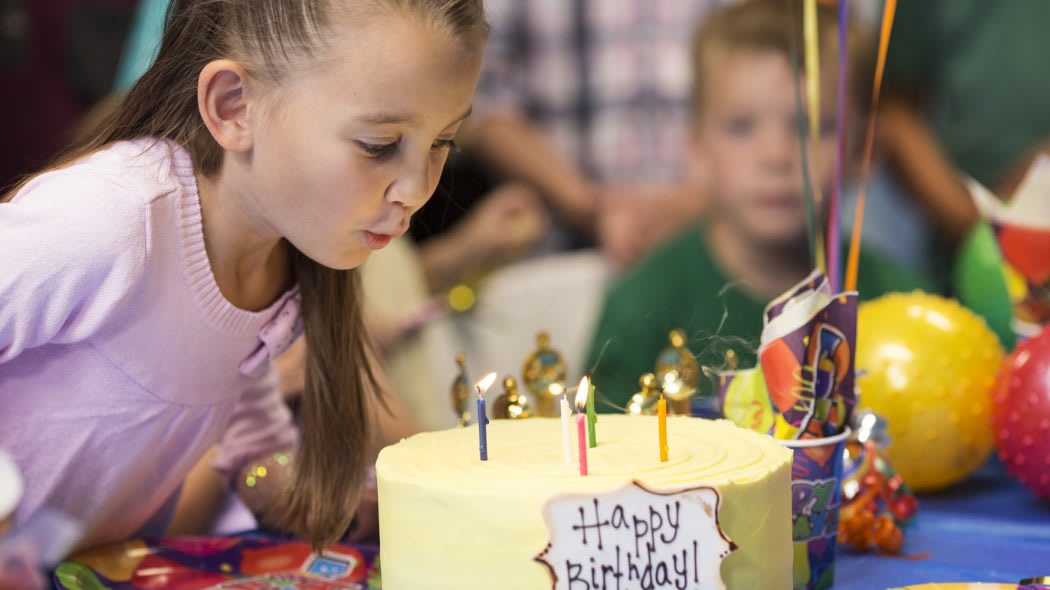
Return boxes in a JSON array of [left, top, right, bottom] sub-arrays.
[[0, 0, 487, 558]]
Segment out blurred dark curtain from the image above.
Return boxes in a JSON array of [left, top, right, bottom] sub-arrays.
[[1, 0, 138, 191]]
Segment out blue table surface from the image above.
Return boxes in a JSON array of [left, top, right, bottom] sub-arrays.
[[835, 457, 1050, 589]]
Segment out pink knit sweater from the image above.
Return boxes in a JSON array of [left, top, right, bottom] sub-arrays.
[[0, 139, 299, 548]]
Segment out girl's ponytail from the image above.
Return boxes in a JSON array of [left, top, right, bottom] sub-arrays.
[[280, 250, 378, 545]]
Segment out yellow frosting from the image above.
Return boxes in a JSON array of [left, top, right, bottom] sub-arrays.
[[377, 416, 793, 589]]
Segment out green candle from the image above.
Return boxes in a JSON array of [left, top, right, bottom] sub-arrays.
[[585, 375, 597, 448]]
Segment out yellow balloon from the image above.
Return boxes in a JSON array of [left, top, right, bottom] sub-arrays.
[[856, 292, 1004, 492]]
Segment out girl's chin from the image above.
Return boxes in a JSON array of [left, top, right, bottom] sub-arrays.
[[335, 251, 371, 270], [304, 247, 370, 271]]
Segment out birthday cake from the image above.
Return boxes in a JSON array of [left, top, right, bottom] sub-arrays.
[[376, 415, 793, 589]]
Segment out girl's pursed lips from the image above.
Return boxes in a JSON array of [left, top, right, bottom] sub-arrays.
[[363, 231, 394, 250]]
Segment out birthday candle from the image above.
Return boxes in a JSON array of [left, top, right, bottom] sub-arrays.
[[559, 392, 572, 464], [658, 394, 668, 462], [575, 380, 589, 476], [828, 0, 849, 293], [584, 375, 597, 448], [576, 413, 588, 476], [476, 372, 497, 461]]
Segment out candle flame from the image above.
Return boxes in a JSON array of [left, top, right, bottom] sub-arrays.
[[475, 372, 498, 397], [574, 375, 590, 409], [549, 382, 565, 397]]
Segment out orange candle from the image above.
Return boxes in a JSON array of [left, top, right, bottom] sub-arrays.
[[658, 394, 668, 462]]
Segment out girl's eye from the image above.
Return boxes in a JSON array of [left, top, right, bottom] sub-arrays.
[[357, 140, 398, 158], [431, 138, 460, 152]]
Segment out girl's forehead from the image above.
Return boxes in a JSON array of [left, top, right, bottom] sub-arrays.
[[270, 10, 481, 126], [306, 9, 477, 75]]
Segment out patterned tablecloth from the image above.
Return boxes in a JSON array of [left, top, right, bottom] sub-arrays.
[[53, 534, 380, 589]]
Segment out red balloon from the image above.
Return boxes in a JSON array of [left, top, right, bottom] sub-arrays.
[[990, 323, 1050, 498], [998, 223, 1050, 285]]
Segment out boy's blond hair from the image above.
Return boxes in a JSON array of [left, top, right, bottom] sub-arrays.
[[690, 0, 873, 121]]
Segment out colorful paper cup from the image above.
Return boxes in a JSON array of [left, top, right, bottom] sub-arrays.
[[778, 428, 850, 590]]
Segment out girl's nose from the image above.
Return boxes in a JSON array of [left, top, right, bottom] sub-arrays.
[[385, 155, 433, 210]]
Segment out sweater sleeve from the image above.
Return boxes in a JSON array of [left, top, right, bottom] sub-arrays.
[[0, 171, 148, 363], [211, 367, 299, 480]]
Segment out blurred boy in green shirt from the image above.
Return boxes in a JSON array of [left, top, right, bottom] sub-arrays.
[[585, 0, 931, 411]]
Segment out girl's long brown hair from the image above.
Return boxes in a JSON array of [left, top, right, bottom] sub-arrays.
[[4, 0, 486, 546]]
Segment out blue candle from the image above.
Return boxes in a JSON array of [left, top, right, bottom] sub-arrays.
[[475, 372, 497, 461], [477, 396, 489, 460]]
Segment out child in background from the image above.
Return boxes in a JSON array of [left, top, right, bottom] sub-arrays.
[[0, 0, 486, 552], [584, 0, 931, 409]]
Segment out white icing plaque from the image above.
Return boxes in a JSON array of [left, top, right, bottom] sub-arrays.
[[535, 481, 736, 590]]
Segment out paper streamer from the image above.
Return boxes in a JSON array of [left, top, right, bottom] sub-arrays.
[[787, 0, 819, 271], [845, 0, 897, 292], [828, 0, 849, 293], [803, 0, 826, 275]]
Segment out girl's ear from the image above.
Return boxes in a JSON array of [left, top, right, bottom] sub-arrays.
[[198, 59, 254, 153]]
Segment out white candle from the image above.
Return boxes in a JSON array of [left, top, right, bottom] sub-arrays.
[[560, 393, 572, 464]]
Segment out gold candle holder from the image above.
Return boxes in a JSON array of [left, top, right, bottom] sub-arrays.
[[724, 348, 739, 371], [654, 329, 698, 416], [493, 375, 531, 419], [521, 331, 567, 417], [450, 353, 472, 427], [626, 373, 661, 415]]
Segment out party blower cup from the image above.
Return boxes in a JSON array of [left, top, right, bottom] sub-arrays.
[[778, 428, 850, 590]]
